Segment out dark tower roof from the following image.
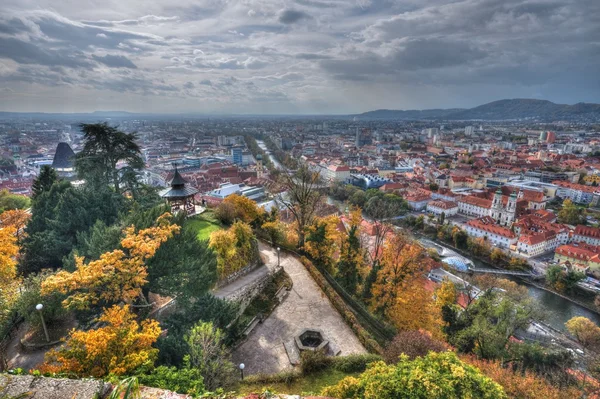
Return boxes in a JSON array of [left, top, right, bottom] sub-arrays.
[[159, 166, 198, 199], [170, 167, 187, 188], [52, 142, 75, 169]]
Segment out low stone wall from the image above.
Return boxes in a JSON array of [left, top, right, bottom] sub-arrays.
[[231, 267, 283, 315], [0, 374, 110, 399]]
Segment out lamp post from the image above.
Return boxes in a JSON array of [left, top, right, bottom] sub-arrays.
[[239, 363, 245, 380], [36, 303, 50, 343], [277, 247, 281, 267]]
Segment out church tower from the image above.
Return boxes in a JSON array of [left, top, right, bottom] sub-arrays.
[[491, 189, 503, 223]]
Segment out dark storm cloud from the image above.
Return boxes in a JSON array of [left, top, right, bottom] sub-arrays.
[[278, 9, 310, 24], [393, 39, 487, 70], [0, 36, 92, 68], [92, 54, 138, 68], [320, 38, 486, 81]]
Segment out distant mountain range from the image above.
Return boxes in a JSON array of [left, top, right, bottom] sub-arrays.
[[2, 99, 600, 121], [355, 99, 600, 121]]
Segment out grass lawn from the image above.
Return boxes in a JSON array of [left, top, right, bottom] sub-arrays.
[[185, 215, 222, 241], [237, 369, 360, 396]]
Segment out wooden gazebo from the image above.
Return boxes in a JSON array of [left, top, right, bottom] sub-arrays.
[[159, 167, 198, 215]]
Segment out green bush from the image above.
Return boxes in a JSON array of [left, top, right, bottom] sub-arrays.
[[300, 349, 332, 375], [322, 352, 507, 399], [14, 271, 67, 329], [243, 370, 300, 386], [137, 364, 205, 397], [332, 354, 382, 373]]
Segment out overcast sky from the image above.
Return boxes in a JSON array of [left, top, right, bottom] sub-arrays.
[[0, 0, 599, 114]]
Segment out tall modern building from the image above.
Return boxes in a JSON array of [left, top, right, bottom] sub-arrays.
[[231, 147, 243, 165]]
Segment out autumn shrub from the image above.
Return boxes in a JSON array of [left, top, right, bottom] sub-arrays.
[[40, 304, 161, 378], [300, 349, 332, 375], [332, 354, 382, 373], [322, 351, 507, 399], [215, 202, 236, 225], [465, 356, 582, 399], [137, 364, 205, 396], [383, 330, 448, 363]]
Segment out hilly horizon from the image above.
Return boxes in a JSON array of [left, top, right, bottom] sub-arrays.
[[356, 99, 600, 121], [1, 99, 600, 121]]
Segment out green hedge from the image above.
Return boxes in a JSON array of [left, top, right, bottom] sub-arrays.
[[300, 256, 383, 354]]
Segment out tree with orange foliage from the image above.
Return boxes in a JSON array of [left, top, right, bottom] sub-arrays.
[[370, 233, 428, 312], [387, 280, 443, 337], [41, 304, 161, 377], [0, 222, 19, 326], [0, 209, 30, 243], [466, 356, 582, 399], [370, 233, 442, 335], [41, 213, 179, 310], [0, 224, 18, 287]]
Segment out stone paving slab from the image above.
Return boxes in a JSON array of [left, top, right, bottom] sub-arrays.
[[231, 245, 366, 375]]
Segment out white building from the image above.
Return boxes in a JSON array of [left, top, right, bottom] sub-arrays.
[[325, 164, 351, 183], [465, 216, 518, 249], [427, 200, 459, 216], [457, 196, 492, 218], [572, 225, 600, 246]]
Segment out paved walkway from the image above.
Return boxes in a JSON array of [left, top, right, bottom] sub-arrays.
[[231, 244, 366, 375]]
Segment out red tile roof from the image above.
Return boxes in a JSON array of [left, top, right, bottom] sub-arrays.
[[466, 216, 516, 238], [574, 225, 600, 239]]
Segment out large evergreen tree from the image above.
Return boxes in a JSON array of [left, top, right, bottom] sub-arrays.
[[75, 123, 144, 194], [31, 165, 58, 200]]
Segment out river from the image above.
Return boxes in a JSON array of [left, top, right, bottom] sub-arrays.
[[256, 140, 284, 171], [467, 251, 600, 331], [328, 204, 600, 332]]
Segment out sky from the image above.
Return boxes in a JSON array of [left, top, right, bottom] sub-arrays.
[[0, 0, 599, 114]]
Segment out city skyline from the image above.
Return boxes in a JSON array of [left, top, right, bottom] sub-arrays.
[[1, 0, 599, 114]]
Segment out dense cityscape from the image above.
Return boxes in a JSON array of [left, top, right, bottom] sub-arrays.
[[0, 108, 600, 398], [2, 0, 600, 397]]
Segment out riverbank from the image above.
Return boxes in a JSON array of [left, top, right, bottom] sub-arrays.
[[414, 232, 600, 330]]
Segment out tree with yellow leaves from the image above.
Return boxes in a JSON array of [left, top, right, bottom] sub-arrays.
[[0, 224, 18, 288], [304, 215, 341, 271], [209, 221, 258, 279], [565, 316, 600, 350], [370, 233, 427, 312], [261, 220, 284, 246], [388, 279, 443, 337], [0, 209, 30, 243], [41, 213, 179, 310], [41, 304, 161, 377], [222, 194, 264, 225], [435, 279, 457, 308]]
